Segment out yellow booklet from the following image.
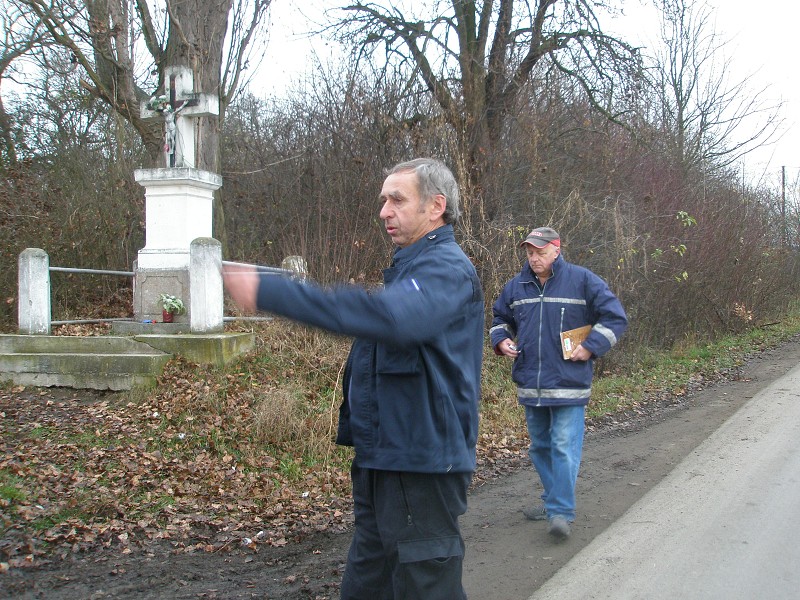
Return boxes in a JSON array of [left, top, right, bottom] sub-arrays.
[[560, 325, 592, 360]]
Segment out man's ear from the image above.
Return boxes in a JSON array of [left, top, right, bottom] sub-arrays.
[[430, 194, 446, 219]]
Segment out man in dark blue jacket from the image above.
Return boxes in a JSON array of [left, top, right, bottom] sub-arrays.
[[223, 158, 484, 599], [490, 227, 627, 540]]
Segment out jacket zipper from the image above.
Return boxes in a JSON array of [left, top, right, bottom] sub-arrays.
[[536, 280, 546, 405]]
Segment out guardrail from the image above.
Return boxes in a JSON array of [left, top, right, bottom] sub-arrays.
[[17, 247, 303, 334], [221, 260, 291, 275], [46, 266, 136, 326], [48, 266, 135, 277]]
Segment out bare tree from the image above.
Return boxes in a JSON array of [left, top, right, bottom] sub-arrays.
[[0, 1, 46, 167], [648, 0, 782, 171], [327, 0, 639, 216], [11, 0, 273, 171]]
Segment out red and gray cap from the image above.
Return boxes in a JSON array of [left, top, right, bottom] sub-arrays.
[[519, 227, 560, 248]]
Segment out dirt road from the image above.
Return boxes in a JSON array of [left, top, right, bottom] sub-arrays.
[[4, 337, 799, 599]]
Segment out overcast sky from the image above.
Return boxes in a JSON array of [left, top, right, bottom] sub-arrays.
[[259, 1, 798, 187], [609, 0, 799, 186], [720, 0, 799, 179]]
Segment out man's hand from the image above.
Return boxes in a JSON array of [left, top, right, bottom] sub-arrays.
[[569, 344, 591, 361], [221, 264, 260, 313], [498, 339, 520, 358]]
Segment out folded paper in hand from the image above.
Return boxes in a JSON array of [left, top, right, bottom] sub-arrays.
[[560, 325, 592, 360]]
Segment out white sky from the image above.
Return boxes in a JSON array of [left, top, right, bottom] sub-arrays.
[[258, 0, 799, 187], [608, 0, 800, 187], [715, 0, 799, 181]]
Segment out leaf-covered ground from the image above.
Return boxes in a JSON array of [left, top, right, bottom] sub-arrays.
[[0, 384, 352, 565], [0, 323, 531, 574], [4, 317, 791, 578]]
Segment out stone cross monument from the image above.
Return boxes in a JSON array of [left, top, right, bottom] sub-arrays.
[[134, 66, 223, 331]]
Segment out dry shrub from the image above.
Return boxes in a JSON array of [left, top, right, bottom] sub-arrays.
[[251, 382, 304, 443], [250, 382, 338, 458], [237, 321, 350, 460]]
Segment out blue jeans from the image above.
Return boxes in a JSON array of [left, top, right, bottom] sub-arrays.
[[525, 405, 586, 522]]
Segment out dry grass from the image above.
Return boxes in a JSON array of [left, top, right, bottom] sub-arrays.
[[250, 382, 340, 457]]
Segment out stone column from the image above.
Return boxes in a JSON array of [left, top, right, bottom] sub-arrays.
[[18, 248, 51, 334], [189, 238, 223, 333]]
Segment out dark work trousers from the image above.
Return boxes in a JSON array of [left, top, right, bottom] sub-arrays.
[[339, 464, 472, 600]]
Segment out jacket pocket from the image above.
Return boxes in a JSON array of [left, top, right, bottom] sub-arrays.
[[376, 345, 420, 375], [555, 357, 593, 388]]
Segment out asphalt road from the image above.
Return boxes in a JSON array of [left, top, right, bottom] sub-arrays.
[[529, 361, 800, 599]]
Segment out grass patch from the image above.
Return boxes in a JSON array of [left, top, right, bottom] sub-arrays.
[[0, 469, 27, 503], [28, 425, 59, 440], [586, 316, 800, 419], [64, 430, 109, 447], [31, 505, 93, 531], [126, 492, 176, 521]]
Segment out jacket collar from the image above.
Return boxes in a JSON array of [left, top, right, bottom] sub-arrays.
[[391, 224, 454, 266]]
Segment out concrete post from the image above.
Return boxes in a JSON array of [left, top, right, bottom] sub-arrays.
[[189, 238, 223, 333], [281, 255, 308, 279], [18, 248, 51, 334]]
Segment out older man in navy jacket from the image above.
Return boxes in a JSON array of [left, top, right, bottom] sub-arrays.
[[224, 158, 484, 599], [490, 227, 627, 540]]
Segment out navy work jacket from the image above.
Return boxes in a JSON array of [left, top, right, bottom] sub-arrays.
[[490, 254, 627, 407], [255, 224, 484, 474]]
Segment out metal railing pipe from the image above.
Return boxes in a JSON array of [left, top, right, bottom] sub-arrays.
[[49, 266, 135, 277]]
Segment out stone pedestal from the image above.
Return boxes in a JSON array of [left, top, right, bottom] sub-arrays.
[[133, 168, 222, 323]]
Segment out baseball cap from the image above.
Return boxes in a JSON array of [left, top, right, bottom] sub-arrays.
[[519, 227, 560, 248]]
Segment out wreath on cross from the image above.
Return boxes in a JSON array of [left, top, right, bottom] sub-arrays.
[[146, 95, 173, 113]]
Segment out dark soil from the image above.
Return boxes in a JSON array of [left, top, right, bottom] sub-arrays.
[[4, 337, 799, 600]]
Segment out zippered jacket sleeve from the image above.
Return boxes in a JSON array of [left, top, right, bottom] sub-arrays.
[[579, 270, 627, 358], [489, 279, 518, 354], [253, 249, 479, 348]]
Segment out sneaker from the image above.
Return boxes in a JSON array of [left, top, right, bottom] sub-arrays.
[[522, 504, 547, 521], [548, 516, 571, 540]]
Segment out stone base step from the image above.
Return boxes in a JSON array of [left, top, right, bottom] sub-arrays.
[[1, 364, 168, 390], [0, 335, 171, 390], [0, 332, 255, 390]]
